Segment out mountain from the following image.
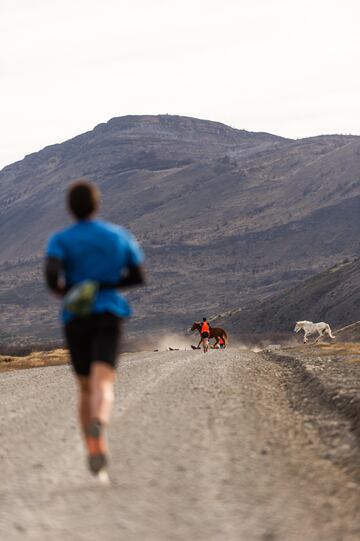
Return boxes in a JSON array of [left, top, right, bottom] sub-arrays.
[[0, 114, 360, 346], [214, 258, 360, 335], [334, 321, 360, 342]]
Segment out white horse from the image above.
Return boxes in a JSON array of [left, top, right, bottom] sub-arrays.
[[294, 320, 335, 344]]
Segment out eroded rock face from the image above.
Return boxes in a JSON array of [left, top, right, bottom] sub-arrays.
[[0, 114, 359, 345]]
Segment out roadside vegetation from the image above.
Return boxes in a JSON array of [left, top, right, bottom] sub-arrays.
[[0, 349, 68, 372]]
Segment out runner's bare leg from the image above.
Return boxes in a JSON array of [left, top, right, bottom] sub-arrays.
[[90, 362, 115, 424], [78, 376, 91, 436], [81, 363, 116, 476]]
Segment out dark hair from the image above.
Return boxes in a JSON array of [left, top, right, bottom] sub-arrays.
[[67, 180, 100, 219], [203, 317, 207, 321]]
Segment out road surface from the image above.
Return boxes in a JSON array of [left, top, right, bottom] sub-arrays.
[[1, 348, 359, 540]]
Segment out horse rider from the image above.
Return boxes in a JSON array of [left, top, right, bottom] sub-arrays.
[[199, 317, 210, 351]]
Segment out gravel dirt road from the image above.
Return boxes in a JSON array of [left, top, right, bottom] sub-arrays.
[[1, 348, 360, 541]]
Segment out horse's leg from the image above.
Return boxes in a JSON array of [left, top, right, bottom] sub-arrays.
[[303, 331, 308, 344]]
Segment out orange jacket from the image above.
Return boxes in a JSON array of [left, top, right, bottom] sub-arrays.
[[201, 322, 210, 333]]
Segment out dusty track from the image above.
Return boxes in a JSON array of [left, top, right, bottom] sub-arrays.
[[1, 348, 360, 541]]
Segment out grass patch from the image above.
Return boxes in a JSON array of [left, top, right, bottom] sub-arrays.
[[283, 342, 360, 362], [0, 349, 69, 373]]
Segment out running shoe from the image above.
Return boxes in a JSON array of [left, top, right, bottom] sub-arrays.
[[86, 419, 108, 475]]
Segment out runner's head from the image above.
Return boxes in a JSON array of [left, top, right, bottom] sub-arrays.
[[203, 317, 207, 322], [68, 180, 100, 220]]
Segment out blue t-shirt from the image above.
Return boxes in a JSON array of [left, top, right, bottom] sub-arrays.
[[46, 219, 144, 322]]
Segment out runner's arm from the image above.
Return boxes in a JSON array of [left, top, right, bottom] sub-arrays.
[[44, 257, 66, 296]]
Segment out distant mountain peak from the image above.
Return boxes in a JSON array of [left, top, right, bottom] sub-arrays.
[[92, 114, 286, 143], [1, 114, 359, 345]]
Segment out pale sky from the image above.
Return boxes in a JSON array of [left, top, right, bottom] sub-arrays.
[[1, 0, 359, 169]]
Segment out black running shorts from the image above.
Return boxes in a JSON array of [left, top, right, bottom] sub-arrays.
[[64, 312, 122, 376], [201, 331, 209, 339]]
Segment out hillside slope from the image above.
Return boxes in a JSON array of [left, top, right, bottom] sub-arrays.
[[215, 258, 360, 334], [0, 115, 360, 344]]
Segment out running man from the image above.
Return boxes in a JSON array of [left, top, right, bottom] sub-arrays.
[[44, 179, 145, 477]]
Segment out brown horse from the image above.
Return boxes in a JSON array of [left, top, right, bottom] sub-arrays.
[[190, 322, 228, 348]]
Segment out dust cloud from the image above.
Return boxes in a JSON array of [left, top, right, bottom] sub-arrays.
[[154, 333, 195, 351]]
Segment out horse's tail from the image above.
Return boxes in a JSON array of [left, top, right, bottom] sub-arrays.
[[326, 325, 335, 339]]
